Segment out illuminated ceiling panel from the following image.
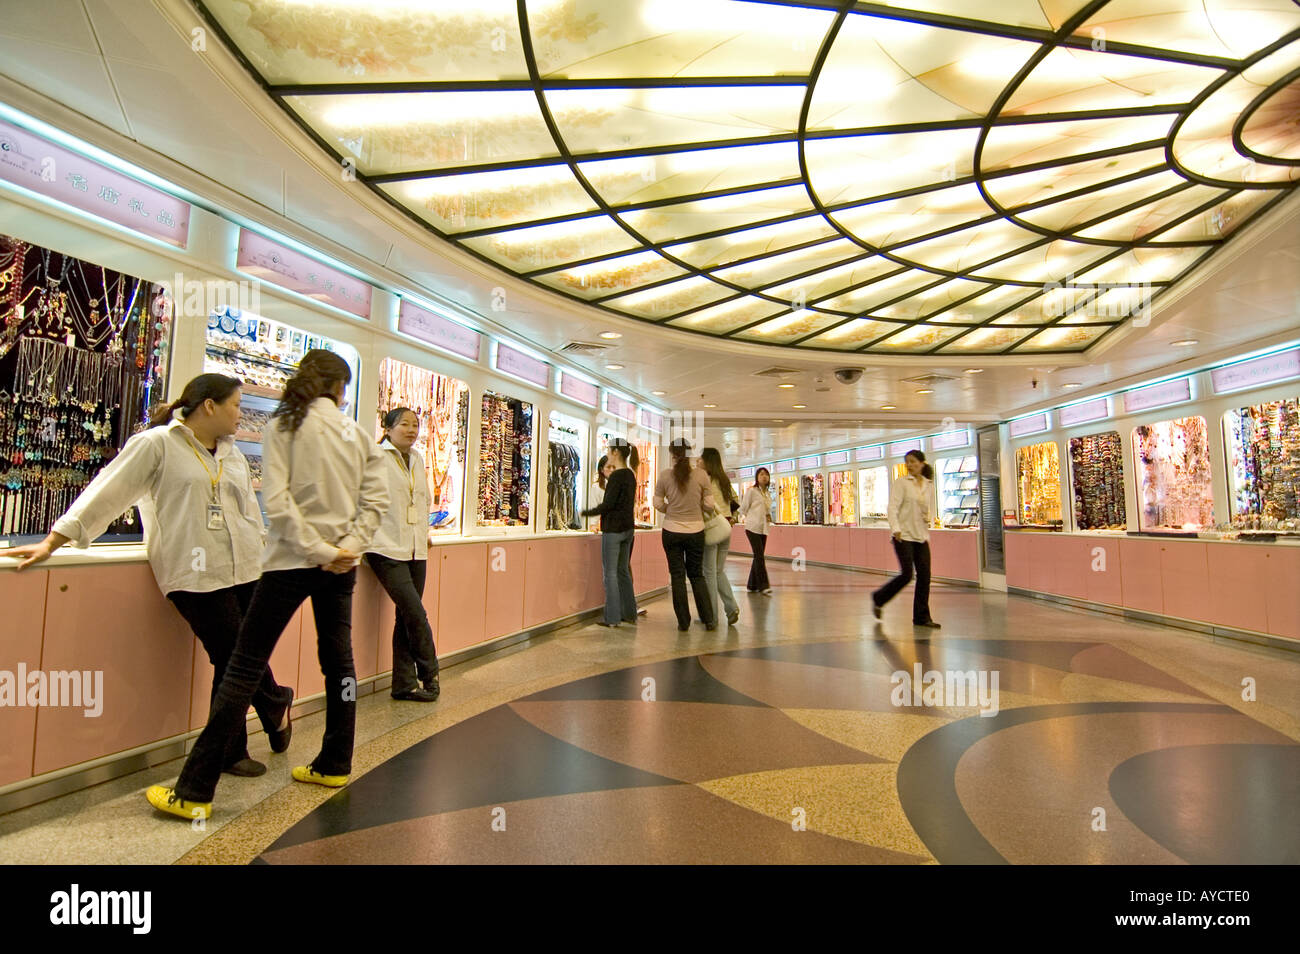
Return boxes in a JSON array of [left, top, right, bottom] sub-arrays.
[[197, 0, 1300, 355]]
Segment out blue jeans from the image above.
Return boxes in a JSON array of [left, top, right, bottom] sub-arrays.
[[600, 529, 637, 624]]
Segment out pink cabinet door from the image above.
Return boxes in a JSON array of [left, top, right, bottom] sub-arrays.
[[437, 544, 488, 653], [1119, 537, 1164, 614], [1005, 532, 1032, 589], [1158, 540, 1211, 624], [1205, 542, 1269, 634], [484, 541, 529, 640], [1082, 538, 1123, 607], [1263, 547, 1300, 640], [0, 569, 48, 786]]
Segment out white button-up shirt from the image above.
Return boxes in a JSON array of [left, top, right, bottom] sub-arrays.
[[367, 439, 430, 561], [260, 397, 389, 572], [52, 416, 264, 595], [888, 474, 933, 543], [738, 486, 772, 534]]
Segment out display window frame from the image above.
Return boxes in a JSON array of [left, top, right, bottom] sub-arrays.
[[475, 388, 536, 532], [375, 355, 471, 536], [545, 409, 588, 533], [936, 453, 981, 529], [1221, 396, 1300, 530], [857, 465, 890, 523], [1131, 414, 1215, 534], [775, 474, 800, 525], [800, 471, 826, 525], [827, 469, 856, 526], [1014, 439, 1064, 528], [1065, 429, 1127, 532], [594, 425, 659, 529]]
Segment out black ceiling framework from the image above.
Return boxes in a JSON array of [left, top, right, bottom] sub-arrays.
[[191, 0, 1300, 357]]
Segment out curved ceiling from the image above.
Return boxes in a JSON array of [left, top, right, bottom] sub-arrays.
[[195, 0, 1300, 357]]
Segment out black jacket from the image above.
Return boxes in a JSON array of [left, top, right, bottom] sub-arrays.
[[582, 467, 636, 533]]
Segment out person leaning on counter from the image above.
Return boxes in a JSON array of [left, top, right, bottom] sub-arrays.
[[0, 373, 296, 778], [148, 349, 389, 821]]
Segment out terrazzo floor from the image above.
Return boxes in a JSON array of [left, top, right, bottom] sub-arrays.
[[2, 558, 1298, 864]]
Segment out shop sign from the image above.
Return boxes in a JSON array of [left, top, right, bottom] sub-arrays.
[[494, 341, 549, 387], [889, 438, 924, 456], [639, 408, 663, 432], [774, 459, 795, 474], [237, 229, 372, 319], [1059, 397, 1110, 427], [824, 450, 850, 466], [397, 299, 480, 360], [1210, 348, 1300, 394], [604, 393, 637, 422], [0, 118, 190, 247], [856, 445, 884, 461], [929, 428, 971, 451], [737, 465, 756, 479], [558, 372, 598, 407], [1122, 376, 1191, 413], [797, 454, 822, 469], [1009, 413, 1049, 437]]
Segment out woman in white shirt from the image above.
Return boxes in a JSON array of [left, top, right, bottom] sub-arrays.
[[872, 449, 940, 628], [0, 373, 294, 778], [148, 350, 388, 820], [738, 466, 774, 594], [366, 407, 439, 703]]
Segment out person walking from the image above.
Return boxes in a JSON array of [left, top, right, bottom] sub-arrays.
[[654, 438, 717, 632], [699, 447, 740, 626], [872, 449, 940, 628], [580, 438, 637, 628], [738, 466, 773, 595], [366, 407, 440, 703], [146, 350, 388, 820], [1, 373, 295, 778]]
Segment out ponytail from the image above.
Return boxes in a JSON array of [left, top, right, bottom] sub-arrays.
[[149, 373, 242, 428], [669, 443, 692, 490]]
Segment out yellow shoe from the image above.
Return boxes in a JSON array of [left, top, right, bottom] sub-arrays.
[[291, 765, 349, 788], [146, 785, 211, 820]]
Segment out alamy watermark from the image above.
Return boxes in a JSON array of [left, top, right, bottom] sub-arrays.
[[0, 665, 103, 717], [891, 664, 1000, 717]]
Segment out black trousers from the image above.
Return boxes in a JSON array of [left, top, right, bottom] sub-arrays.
[[872, 538, 933, 623], [745, 530, 770, 591], [176, 567, 358, 802], [365, 554, 439, 694], [168, 582, 293, 769], [662, 528, 714, 628]]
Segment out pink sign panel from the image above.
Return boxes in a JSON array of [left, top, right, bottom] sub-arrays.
[[825, 450, 850, 466], [737, 466, 755, 479], [775, 459, 795, 474], [889, 438, 923, 456], [559, 372, 598, 407], [639, 408, 663, 432], [1059, 397, 1110, 427], [1123, 376, 1191, 414], [1009, 413, 1049, 438], [1211, 348, 1300, 394], [237, 229, 372, 319], [856, 445, 884, 461], [397, 299, 480, 360], [494, 342, 549, 387], [0, 119, 190, 247], [605, 393, 636, 422], [797, 455, 822, 469], [930, 428, 971, 451]]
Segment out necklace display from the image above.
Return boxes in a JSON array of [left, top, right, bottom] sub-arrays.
[[477, 391, 533, 527], [1016, 441, 1063, 525], [1225, 397, 1299, 527], [1068, 431, 1126, 530], [1133, 416, 1214, 531], [801, 473, 825, 524]]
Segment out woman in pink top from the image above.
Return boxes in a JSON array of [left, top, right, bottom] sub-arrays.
[[653, 438, 718, 631]]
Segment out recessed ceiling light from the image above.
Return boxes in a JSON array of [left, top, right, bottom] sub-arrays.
[[778, 383, 795, 389], [792, 404, 806, 409], [963, 368, 984, 374], [1063, 382, 1083, 389], [605, 363, 624, 370], [598, 331, 622, 339], [1172, 339, 1198, 347], [651, 390, 665, 396], [704, 403, 717, 408], [916, 388, 934, 394], [772, 419, 784, 423], [880, 404, 896, 410]]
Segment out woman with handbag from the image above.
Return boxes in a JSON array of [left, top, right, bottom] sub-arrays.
[[738, 466, 773, 594], [699, 447, 740, 626]]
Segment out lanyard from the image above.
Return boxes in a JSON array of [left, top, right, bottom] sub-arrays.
[[394, 448, 415, 502], [188, 441, 224, 502]]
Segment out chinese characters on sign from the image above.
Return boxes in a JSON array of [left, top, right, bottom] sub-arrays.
[[397, 298, 481, 360], [236, 228, 373, 319]]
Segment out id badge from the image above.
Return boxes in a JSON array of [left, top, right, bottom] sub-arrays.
[[406, 505, 417, 525], [207, 504, 226, 531]]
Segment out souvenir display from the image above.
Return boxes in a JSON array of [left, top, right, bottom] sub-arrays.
[[204, 308, 360, 407], [1133, 416, 1214, 531], [858, 466, 889, 520], [1068, 431, 1126, 530], [1224, 397, 1299, 527], [1015, 441, 1063, 526], [801, 473, 825, 525], [478, 390, 533, 527], [776, 475, 799, 524], [828, 470, 855, 525], [0, 236, 171, 537], [938, 455, 980, 528], [377, 357, 469, 530], [546, 412, 584, 531], [633, 438, 657, 527]]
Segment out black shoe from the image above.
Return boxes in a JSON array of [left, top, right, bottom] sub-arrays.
[[677, 623, 690, 632], [595, 620, 620, 628], [392, 688, 440, 702], [622, 618, 638, 624], [873, 600, 882, 620], [267, 696, 293, 754], [424, 677, 440, 701], [223, 758, 267, 777], [913, 619, 941, 628], [705, 622, 717, 631]]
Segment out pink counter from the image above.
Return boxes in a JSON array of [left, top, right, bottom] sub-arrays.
[[729, 525, 980, 584], [0, 531, 670, 791], [1005, 531, 1299, 643]]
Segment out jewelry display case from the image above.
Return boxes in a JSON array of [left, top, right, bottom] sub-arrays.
[[1068, 431, 1126, 530], [1222, 396, 1300, 532], [1133, 415, 1214, 532], [1015, 441, 1063, 527], [857, 465, 889, 523], [546, 410, 585, 531], [776, 474, 799, 524], [477, 390, 533, 527], [827, 470, 854, 525], [801, 473, 825, 525], [937, 454, 980, 528]]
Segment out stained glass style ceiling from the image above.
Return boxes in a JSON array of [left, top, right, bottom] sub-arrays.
[[196, 0, 1300, 355]]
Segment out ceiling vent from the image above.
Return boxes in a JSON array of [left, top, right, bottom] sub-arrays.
[[900, 372, 957, 386], [559, 341, 613, 355], [753, 366, 803, 378]]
